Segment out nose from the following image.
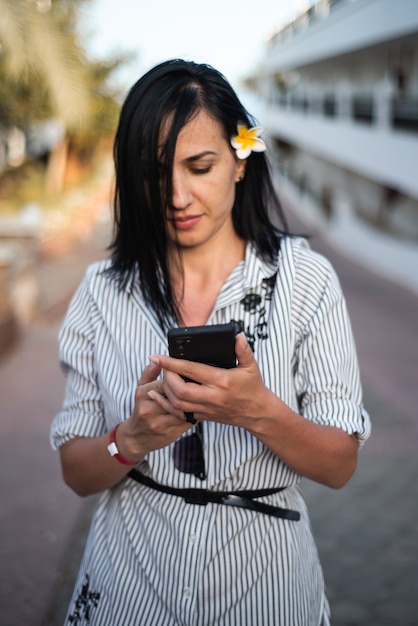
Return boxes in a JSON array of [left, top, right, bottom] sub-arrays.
[[171, 171, 193, 210]]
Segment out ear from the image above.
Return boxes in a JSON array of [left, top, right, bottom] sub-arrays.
[[235, 158, 247, 183]]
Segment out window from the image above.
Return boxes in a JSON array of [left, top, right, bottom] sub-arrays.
[[323, 95, 337, 117], [352, 96, 374, 123], [392, 98, 418, 132]]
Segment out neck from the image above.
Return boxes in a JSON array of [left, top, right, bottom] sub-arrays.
[[171, 233, 245, 284], [169, 235, 246, 326]]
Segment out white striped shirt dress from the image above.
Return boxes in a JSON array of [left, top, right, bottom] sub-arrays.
[[51, 236, 371, 625]]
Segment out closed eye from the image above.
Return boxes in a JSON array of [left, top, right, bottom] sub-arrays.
[[191, 166, 213, 175], [185, 151, 217, 175]]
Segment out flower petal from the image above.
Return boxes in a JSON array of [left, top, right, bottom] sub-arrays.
[[249, 126, 264, 137], [236, 146, 252, 159], [237, 124, 248, 137], [250, 138, 267, 152]]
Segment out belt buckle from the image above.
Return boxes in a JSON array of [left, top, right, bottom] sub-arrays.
[[184, 490, 208, 506]]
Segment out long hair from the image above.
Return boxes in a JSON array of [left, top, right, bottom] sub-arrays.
[[109, 59, 289, 329]]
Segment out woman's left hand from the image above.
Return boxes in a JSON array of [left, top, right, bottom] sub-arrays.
[[149, 331, 359, 489], [148, 332, 274, 430]]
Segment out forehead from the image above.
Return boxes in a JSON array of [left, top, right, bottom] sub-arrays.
[[158, 109, 229, 160], [176, 109, 225, 146], [159, 109, 226, 158]]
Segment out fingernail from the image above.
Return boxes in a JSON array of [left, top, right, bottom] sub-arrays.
[[149, 356, 160, 365]]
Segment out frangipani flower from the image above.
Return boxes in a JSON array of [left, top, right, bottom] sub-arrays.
[[230, 124, 267, 159]]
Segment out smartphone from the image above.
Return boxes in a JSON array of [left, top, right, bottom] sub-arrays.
[[167, 323, 237, 370]]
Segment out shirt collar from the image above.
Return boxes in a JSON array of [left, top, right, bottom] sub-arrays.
[[213, 241, 280, 311], [125, 240, 281, 312], [242, 241, 280, 290]]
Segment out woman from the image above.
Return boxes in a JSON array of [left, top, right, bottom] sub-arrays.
[[51, 59, 371, 625]]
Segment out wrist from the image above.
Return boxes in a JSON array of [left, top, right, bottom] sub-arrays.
[[107, 423, 143, 466], [244, 390, 289, 438]]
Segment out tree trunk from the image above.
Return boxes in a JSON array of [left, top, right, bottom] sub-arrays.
[[45, 136, 68, 195]]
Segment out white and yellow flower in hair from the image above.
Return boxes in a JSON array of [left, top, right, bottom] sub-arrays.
[[230, 124, 267, 159]]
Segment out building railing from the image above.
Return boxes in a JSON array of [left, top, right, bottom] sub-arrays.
[[268, 0, 349, 47], [268, 89, 418, 134]]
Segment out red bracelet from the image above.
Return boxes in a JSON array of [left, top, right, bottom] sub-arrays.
[[107, 424, 140, 466]]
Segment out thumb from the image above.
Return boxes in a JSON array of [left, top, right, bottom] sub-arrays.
[[235, 332, 255, 368], [138, 360, 162, 385]]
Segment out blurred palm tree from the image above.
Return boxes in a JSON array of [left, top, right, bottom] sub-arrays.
[[0, 0, 111, 193], [0, 0, 90, 130]]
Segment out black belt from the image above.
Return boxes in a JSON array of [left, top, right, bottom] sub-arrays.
[[128, 469, 300, 521]]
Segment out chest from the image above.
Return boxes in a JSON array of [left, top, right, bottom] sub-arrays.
[[178, 284, 223, 326], [95, 271, 297, 421]]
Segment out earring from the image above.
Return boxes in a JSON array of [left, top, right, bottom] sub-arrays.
[[236, 176, 243, 183]]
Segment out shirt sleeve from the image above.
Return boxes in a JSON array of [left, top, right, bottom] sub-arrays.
[[50, 266, 106, 450], [291, 244, 371, 447]]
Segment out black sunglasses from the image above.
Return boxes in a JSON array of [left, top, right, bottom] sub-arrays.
[[173, 422, 206, 480]]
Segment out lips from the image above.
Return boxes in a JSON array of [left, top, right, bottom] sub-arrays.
[[171, 215, 202, 230]]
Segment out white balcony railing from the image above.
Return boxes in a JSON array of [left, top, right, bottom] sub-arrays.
[[263, 105, 418, 199]]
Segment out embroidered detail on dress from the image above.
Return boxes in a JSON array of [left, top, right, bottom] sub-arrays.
[[232, 274, 277, 351], [68, 574, 100, 624]]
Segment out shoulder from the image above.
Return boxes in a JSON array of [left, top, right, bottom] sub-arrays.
[[83, 258, 113, 287], [73, 259, 121, 304], [277, 236, 346, 330], [280, 236, 331, 270], [280, 236, 341, 292], [60, 259, 118, 329]]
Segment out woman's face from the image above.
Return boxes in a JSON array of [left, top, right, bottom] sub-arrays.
[[164, 109, 246, 250]]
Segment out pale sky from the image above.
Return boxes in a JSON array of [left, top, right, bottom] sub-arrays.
[[81, 0, 313, 91]]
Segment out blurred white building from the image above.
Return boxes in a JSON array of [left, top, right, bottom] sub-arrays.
[[259, 0, 418, 241]]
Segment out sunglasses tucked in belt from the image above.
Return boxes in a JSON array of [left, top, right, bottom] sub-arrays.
[[173, 421, 206, 480], [129, 422, 300, 521]]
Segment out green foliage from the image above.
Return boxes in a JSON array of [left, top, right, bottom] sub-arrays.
[[0, 0, 127, 137], [0, 57, 53, 127]]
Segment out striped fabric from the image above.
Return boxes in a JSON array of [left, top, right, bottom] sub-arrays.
[[51, 236, 370, 625]]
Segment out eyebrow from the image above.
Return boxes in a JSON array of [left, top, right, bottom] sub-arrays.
[[183, 151, 217, 163]]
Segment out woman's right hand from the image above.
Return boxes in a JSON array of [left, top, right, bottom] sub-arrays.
[[116, 361, 192, 462], [59, 361, 191, 497]]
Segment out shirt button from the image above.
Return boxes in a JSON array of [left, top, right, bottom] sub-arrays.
[[190, 534, 197, 543], [183, 587, 191, 597]]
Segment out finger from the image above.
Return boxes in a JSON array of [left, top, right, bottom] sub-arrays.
[[137, 361, 162, 386], [147, 389, 187, 422], [156, 355, 216, 386], [235, 332, 255, 368]]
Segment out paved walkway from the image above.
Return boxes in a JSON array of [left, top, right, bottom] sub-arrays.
[[286, 198, 418, 626], [0, 215, 110, 626], [0, 191, 417, 625]]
